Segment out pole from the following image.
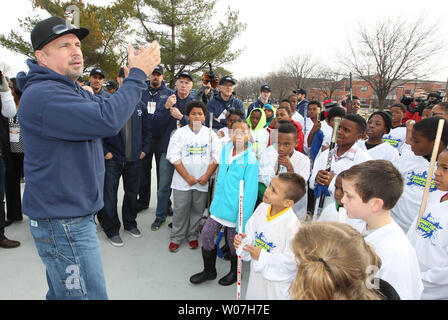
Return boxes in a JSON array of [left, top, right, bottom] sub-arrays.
[[313, 117, 342, 221], [349, 72, 353, 114], [237, 180, 244, 300], [416, 118, 445, 229]]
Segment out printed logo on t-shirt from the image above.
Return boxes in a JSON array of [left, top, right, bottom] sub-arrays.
[[185, 143, 208, 157], [417, 212, 443, 246], [382, 136, 401, 148], [406, 171, 436, 192], [254, 231, 276, 253]]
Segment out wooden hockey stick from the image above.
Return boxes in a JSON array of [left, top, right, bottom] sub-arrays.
[[416, 118, 445, 229]]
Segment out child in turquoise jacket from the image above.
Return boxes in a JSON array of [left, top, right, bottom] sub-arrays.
[[190, 119, 259, 287]]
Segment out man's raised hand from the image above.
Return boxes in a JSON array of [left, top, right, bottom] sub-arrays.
[[127, 41, 161, 77]]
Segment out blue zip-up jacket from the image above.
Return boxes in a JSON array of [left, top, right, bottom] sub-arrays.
[[297, 98, 309, 117], [205, 94, 246, 130], [209, 141, 259, 233], [247, 98, 272, 115], [102, 101, 151, 164], [151, 91, 193, 153], [16, 59, 148, 220], [95, 87, 111, 98], [140, 81, 174, 140]]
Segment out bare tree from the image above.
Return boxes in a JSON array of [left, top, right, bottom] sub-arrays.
[[313, 67, 346, 100], [282, 53, 320, 91], [338, 15, 444, 109]]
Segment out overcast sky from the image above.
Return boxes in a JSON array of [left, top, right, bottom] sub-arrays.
[[1, 0, 448, 82]]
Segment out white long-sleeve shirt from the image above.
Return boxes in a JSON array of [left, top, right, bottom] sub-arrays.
[[364, 220, 424, 300], [407, 190, 448, 300], [166, 125, 221, 192], [236, 202, 301, 300], [391, 152, 437, 233], [259, 145, 310, 187], [0, 91, 17, 118], [310, 143, 372, 214]]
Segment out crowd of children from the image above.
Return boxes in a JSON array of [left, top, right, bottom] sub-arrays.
[[156, 91, 447, 300]]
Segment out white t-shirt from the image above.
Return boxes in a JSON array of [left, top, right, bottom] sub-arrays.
[[259, 145, 310, 187], [310, 143, 373, 214], [166, 125, 221, 192], [383, 126, 407, 154], [391, 152, 437, 233], [407, 190, 448, 300], [364, 220, 423, 300], [236, 202, 301, 300], [358, 141, 400, 164]]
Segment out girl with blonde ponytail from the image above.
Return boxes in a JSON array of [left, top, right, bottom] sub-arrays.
[[290, 222, 385, 300]]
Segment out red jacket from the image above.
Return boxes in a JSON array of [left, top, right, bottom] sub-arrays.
[[267, 120, 304, 153]]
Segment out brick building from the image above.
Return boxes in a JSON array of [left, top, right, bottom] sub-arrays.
[[307, 77, 447, 107]]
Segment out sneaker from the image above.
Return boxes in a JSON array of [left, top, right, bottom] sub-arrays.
[[108, 235, 124, 247], [189, 240, 199, 249], [151, 218, 166, 231], [125, 227, 142, 238], [169, 242, 179, 252]]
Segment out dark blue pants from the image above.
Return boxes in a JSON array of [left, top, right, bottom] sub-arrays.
[[100, 159, 140, 238], [0, 154, 6, 240], [137, 138, 162, 209]]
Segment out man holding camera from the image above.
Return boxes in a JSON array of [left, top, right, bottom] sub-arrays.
[[195, 67, 219, 104], [17, 16, 160, 299]]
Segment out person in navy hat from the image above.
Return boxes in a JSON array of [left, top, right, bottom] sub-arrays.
[[149, 70, 194, 231], [89, 67, 110, 97], [16, 15, 160, 299], [105, 80, 118, 94], [294, 88, 309, 118], [205, 75, 245, 130], [247, 84, 272, 115], [136, 64, 174, 214]]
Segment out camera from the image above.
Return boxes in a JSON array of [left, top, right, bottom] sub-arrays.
[[208, 63, 217, 86], [400, 92, 444, 115]]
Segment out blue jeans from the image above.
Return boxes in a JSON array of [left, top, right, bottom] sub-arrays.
[[100, 159, 140, 238], [155, 153, 174, 221], [28, 214, 108, 300]]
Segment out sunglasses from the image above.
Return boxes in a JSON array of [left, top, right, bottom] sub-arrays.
[[52, 23, 76, 35]]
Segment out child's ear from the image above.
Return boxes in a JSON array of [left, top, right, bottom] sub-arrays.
[[369, 197, 384, 213], [284, 199, 294, 208]]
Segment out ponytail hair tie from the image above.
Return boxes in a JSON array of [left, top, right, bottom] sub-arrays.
[[318, 257, 330, 269]]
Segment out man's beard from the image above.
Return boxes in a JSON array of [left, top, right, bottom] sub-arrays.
[[67, 59, 83, 81]]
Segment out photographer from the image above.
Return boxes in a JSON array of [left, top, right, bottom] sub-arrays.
[[194, 65, 219, 104], [400, 94, 422, 123]]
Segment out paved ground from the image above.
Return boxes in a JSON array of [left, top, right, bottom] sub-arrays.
[[0, 161, 249, 300]]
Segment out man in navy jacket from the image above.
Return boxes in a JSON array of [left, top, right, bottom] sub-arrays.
[[247, 84, 272, 115], [99, 97, 151, 247], [17, 16, 160, 300], [205, 75, 245, 130], [137, 65, 174, 214], [150, 70, 193, 231]]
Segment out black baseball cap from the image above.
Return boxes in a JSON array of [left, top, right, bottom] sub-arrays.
[[293, 88, 307, 95], [219, 75, 236, 85], [153, 65, 164, 75], [31, 16, 89, 51], [260, 84, 271, 92], [90, 68, 105, 78], [177, 70, 193, 81]]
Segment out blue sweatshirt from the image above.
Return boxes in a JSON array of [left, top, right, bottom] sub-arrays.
[[205, 94, 246, 130], [247, 98, 271, 115], [151, 91, 193, 153], [209, 142, 259, 233], [102, 100, 152, 164], [16, 59, 148, 220]]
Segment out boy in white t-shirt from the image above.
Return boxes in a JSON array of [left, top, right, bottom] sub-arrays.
[[166, 101, 222, 252], [258, 121, 310, 219], [234, 173, 306, 300], [340, 160, 423, 300], [407, 149, 448, 300]]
